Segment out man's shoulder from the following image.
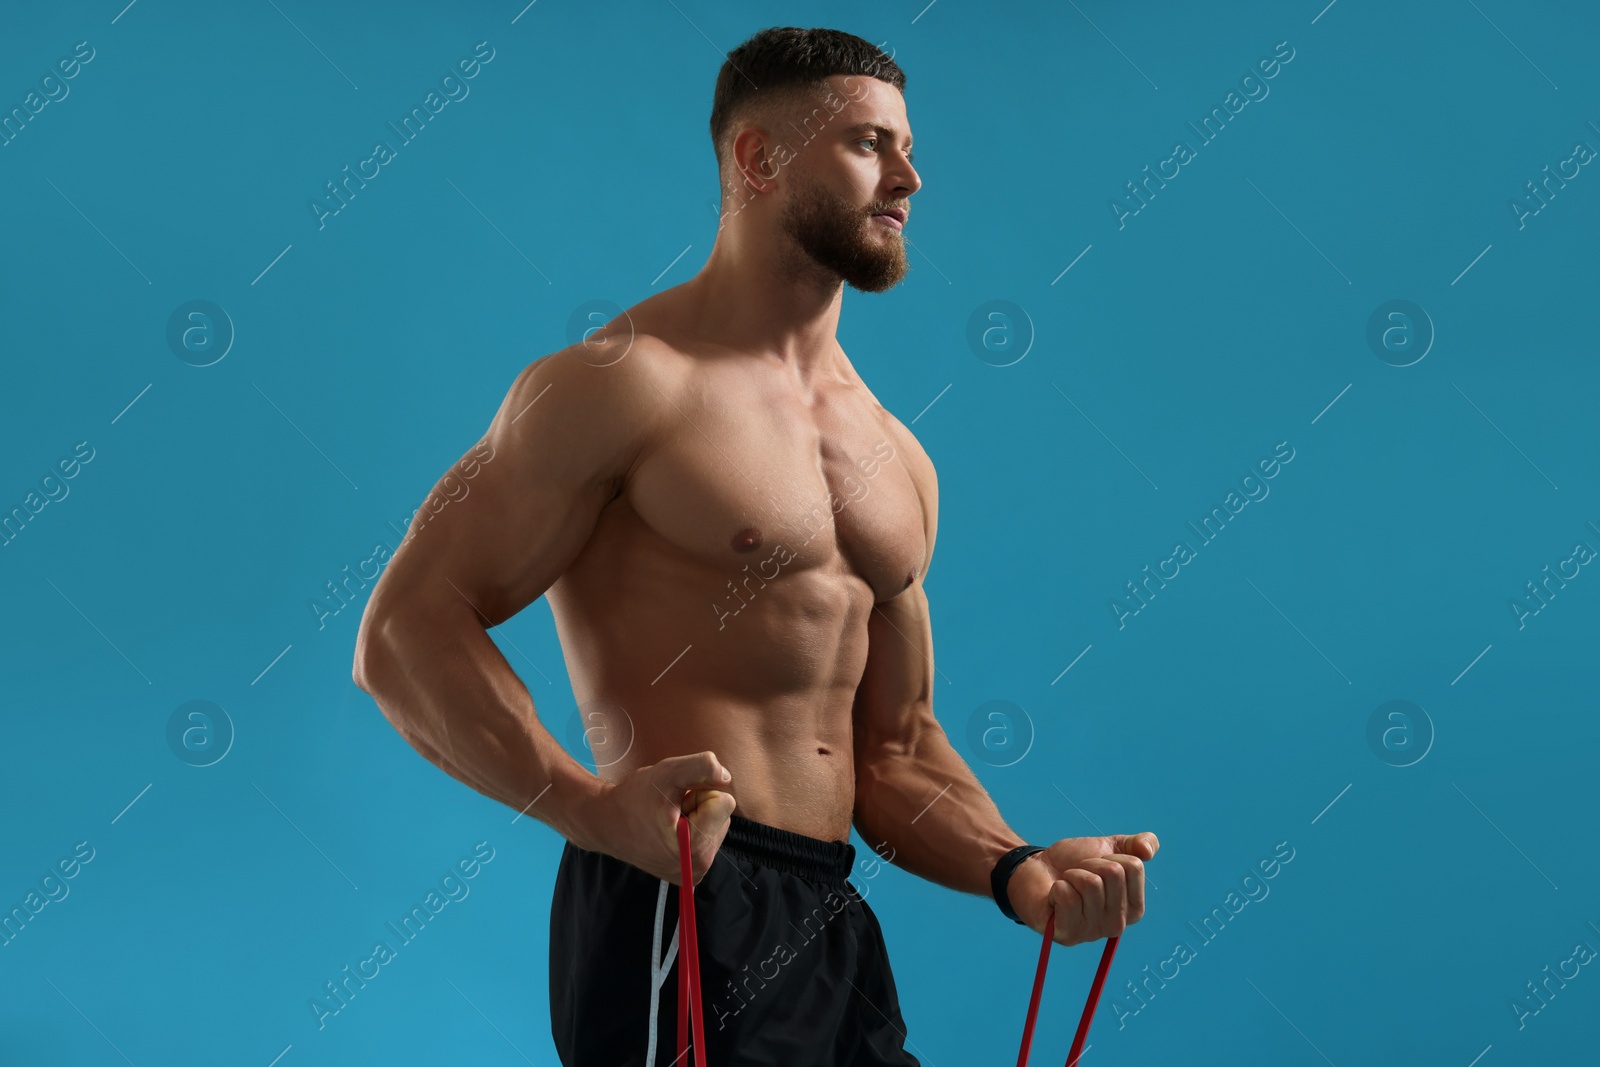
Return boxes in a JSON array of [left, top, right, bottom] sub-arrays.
[[839, 370, 936, 496], [883, 409, 936, 518], [484, 330, 695, 499], [514, 327, 693, 419]]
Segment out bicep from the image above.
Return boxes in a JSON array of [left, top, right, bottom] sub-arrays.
[[369, 348, 656, 628]]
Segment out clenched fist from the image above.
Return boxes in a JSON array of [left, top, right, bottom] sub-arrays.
[[1007, 832, 1160, 945], [585, 750, 738, 885]]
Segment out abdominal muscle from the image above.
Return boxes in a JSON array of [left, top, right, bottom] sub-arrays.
[[604, 691, 860, 843], [542, 500, 876, 844]]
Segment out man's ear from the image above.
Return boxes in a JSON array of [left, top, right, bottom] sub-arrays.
[[733, 126, 778, 190]]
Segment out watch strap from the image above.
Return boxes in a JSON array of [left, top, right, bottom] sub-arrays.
[[990, 844, 1047, 924]]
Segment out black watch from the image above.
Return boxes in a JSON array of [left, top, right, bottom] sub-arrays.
[[990, 844, 1047, 924]]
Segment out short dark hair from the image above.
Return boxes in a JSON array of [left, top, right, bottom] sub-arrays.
[[709, 27, 905, 179]]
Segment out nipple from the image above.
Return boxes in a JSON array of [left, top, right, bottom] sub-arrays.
[[731, 526, 763, 553]]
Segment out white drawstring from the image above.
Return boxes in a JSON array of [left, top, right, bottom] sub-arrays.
[[645, 877, 680, 1066]]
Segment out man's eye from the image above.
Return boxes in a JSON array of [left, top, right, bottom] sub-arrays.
[[858, 137, 913, 163]]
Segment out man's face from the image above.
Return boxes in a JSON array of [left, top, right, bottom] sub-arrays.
[[777, 76, 921, 293]]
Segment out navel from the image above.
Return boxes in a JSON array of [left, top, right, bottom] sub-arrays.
[[731, 526, 763, 552]]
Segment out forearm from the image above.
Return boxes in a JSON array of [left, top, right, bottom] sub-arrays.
[[853, 721, 1027, 897], [356, 603, 604, 850]]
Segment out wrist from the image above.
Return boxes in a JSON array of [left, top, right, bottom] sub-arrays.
[[539, 760, 610, 852], [990, 843, 1047, 924]]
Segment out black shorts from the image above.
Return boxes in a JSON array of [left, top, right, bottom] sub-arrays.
[[549, 813, 922, 1066]]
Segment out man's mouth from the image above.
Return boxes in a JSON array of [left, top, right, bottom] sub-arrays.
[[871, 208, 906, 231]]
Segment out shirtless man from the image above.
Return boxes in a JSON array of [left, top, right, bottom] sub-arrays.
[[353, 26, 1158, 1066]]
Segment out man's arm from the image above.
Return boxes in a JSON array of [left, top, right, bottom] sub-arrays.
[[851, 584, 1034, 895], [850, 425, 1159, 944], [353, 344, 659, 853], [355, 341, 739, 885], [850, 441, 1028, 895]]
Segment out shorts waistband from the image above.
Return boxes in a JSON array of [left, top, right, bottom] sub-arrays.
[[719, 813, 856, 887]]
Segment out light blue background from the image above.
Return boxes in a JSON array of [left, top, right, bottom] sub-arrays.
[[2, 1, 1596, 1064]]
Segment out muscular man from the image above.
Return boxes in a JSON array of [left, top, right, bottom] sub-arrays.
[[354, 25, 1158, 1066]]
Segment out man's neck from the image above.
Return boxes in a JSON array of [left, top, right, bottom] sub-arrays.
[[683, 236, 847, 387]]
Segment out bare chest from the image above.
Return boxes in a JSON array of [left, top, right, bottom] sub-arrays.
[[626, 367, 928, 603]]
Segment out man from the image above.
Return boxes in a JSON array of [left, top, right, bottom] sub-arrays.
[[354, 25, 1158, 1066]]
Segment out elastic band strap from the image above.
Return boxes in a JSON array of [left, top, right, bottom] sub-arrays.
[[677, 907, 689, 1065], [1014, 912, 1055, 1066], [1065, 934, 1118, 1067], [676, 814, 708, 1067], [1012, 911, 1121, 1067]]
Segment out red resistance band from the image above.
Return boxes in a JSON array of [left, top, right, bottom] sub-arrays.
[[674, 813, 1117, 1067], [1015, 911, 1120, 1067], [676, 813, 708, 1067]]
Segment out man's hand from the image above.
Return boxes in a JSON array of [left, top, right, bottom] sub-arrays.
[[584, 751, 738, 886], [1007, 832, 1160, 946]]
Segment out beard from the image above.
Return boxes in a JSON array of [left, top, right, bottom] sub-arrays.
[[778, 173, 908, 293]]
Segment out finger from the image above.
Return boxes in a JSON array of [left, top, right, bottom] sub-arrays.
[[1107, 852, 1147, 923], [686, 789, 737, 827], [658, 792, 725, 884], [670, 791, 733, 840], [1043, 883, 1081, 947], [1051, 874, 1094, 946], [1080, 857, 1128, 936], [685, 791, 736, 885], [1113, 831, 1159, 860], [654, 750, 733, 794]]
